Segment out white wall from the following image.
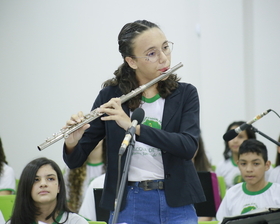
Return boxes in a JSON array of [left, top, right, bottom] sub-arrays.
[[0, 0, 279, 178]]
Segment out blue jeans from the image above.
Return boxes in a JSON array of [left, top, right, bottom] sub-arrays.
[[108, 184, 198, 224]]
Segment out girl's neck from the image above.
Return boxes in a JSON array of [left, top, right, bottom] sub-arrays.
[[143, 85, 158, 99], [35, 203, 58, 224], [232, 152, 239, 164]]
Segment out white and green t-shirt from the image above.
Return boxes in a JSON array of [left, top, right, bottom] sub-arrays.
[[128, 94, 165, 181], [13, 212, 89, 224], [268, 166, 280, 184], [216, 182, 280, 221], [216, 157, 244, 189]]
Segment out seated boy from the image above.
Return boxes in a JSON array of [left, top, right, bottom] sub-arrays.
[[216, 139, 280, 221]]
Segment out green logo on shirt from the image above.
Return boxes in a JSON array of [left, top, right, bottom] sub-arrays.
[[241, 206, 257, 214], [142, 117, 161, 129]]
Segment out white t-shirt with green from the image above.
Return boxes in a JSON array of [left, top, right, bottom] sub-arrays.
[[216, 182, 280, 221], [129, 94, 165, 181]]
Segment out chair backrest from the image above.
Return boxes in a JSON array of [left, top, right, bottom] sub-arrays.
[[0, 195, 16, 221], [217, 176, 226, 199], [195, 171, 221, 217], [210, 172, 221, 212]]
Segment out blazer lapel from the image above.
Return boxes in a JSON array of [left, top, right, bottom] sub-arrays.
[[162, 87, 181, 130]]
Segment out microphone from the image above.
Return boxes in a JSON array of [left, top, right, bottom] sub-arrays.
[[223, 109, 272, 141], [119, 108, 145, 155]]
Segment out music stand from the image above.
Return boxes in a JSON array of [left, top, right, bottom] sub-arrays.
[[220, 208, 280, 224], [249, 125, 280, 147]]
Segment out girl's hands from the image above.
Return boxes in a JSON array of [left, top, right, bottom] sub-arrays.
[[64, 111, 90, 151], [99, 98, 131, 131]]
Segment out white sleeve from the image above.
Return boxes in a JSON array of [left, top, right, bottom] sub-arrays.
[[61, 213, 88, 224], [215, 160, 224, 177], [268, 166, 280, 184], [0, 211, 6, 224], [79, 182, 96, 221]]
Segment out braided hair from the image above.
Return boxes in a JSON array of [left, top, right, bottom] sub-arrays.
[[102, 20, 180, 111]]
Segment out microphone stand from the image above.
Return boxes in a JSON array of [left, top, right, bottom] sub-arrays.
[[249, 125, 280, 146], [111, 137, 135, 224]]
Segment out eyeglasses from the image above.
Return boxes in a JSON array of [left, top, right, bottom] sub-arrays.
[[131, 41, 174, 63]]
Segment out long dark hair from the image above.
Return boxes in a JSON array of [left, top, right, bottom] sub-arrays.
[[0, 137, 8, 176], [223, 121, 256, 160], [102, 20, 180, 111], [193, 135, 212, 171], [9, 157, 71, 224]]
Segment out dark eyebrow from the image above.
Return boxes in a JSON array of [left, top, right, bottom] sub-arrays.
[[143, 40, 169, 54], [47, 174, 57, 177], [252, 159, 262, 162], [35, 174, 57, 178], [239, 158, 261, 162], [239, 159, 247, 162]]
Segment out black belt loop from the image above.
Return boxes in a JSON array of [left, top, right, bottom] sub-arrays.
[[128, 180, 165, 191]]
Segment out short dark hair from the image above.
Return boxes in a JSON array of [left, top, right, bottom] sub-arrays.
[[10, 157, 71, 224], [238, 139, 268, 162]]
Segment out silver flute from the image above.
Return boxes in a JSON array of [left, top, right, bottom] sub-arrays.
[[37, 62, 183, 151]]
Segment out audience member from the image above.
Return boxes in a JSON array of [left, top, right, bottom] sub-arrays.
[[0, 137, 16, 195], [7, 157, 88, 224], [216, 121, 256, 189], [64, 139, 106, 212], [216, 139, 280, 221], [268, 134, 280, 184]]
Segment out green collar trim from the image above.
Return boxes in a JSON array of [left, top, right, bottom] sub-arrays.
[[230, 157, 238, 167], [242, 182, 272, 195], [142, 94, 160, 103], [86, 162, 104, 167], [0, 188, 15, 193]]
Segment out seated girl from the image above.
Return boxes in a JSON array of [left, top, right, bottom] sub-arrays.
[[7, 157, 88, 224]]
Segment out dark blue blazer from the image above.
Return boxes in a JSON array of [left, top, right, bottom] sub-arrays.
[[63, 82, 205, 211]]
